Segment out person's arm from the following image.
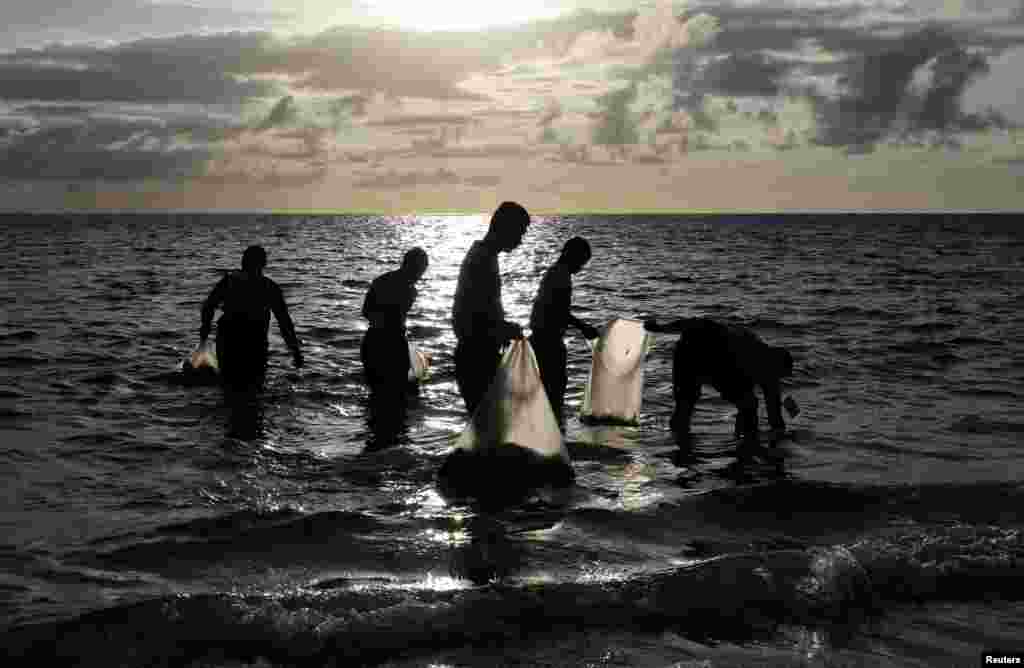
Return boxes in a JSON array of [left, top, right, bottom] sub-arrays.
[[361, 283, 374, 322], [361, 279, 386, 326], [568, 314, 598, 340], [564, 271, 598, 339], [532, 266, 588, 339], [270, 283, 303, 367], [495, 296, 521, 342], [199, 277, 228, 341], [644, 317, 697, 334], [488, 262, 519, 341], [402, 285, 418, 323], [762, 379, 785, 432]]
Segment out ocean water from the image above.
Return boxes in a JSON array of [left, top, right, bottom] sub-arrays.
[[1, 213, 1022, 667]]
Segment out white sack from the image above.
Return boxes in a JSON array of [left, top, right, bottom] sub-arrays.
[[581, 318, 650, 425], [455, 338, 569, 464], [408, 342, 430, 382], [185, 339, 219, 373]]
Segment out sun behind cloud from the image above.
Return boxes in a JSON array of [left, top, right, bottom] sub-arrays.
[[355, 0, 567, 31]]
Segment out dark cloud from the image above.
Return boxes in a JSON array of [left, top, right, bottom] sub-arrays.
[[671, 0, 1024, 84], [0, 33, 278, 104], [0, 104, 231, 181], [812, 26, 993, 147], [10, 105, 95, 116], [1, 3, 1019, 187], [4, 5, 1012, 110], [0, 63, 270, 104], [636, 3, 1017, 147], [695, 2, 887, 56], [0, 0, 288, 50], [649, 4, 883, 117], [843, 27, 957, 114], [696, 52, 789, 97], [915, 46, 990, 129], [0, 20, 523, 182], [248, 7, 1021, 107], [0, 27, 503, 105], [0, 125, 208, 181]]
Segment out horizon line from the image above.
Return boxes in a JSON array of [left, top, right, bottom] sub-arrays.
[[1, 208, 1021, 217]]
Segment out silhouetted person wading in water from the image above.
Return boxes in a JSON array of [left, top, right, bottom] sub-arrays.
[[528, 236, 599, 422], [451, 201, 530, 414], [200, 245, 303, 390], [645, 317, 793, 444], [361, 247, 429, 397]]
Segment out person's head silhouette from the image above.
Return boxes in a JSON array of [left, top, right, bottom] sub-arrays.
[[241, 245, 267, 275], [487, 201, 530, 252], [559, 236, 591, 274], [402, 246, 429, 282]]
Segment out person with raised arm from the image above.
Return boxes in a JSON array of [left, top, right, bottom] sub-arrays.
[[528, 236, 599, 422]]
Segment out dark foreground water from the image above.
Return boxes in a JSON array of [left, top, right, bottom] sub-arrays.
[[1, 213, 1022, 667]]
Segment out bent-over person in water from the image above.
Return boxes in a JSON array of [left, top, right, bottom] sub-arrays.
[[361, 247, 428, 397], [451, 201, 530, 414], [528, 236, 599, 421], [644, 317, 793, 444], [200, 245, 303, 390]]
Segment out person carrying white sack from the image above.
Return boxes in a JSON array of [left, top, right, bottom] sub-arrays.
[[451, 202, 530, 414], [360, 247, 429, 398], [199, 245, 303, 391], [528, 236, 599, 423]]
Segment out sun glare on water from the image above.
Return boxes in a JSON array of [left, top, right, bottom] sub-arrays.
[[358, 0, 565, 31]]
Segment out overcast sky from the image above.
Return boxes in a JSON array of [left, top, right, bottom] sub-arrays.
[[1, 0, 1022, 211]]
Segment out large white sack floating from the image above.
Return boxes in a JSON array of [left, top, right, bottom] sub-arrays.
[[439, 339, 573, 499], [456, 338, 569, 462], [408, 342, 430, 382], [581, 318, 650, 425]]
